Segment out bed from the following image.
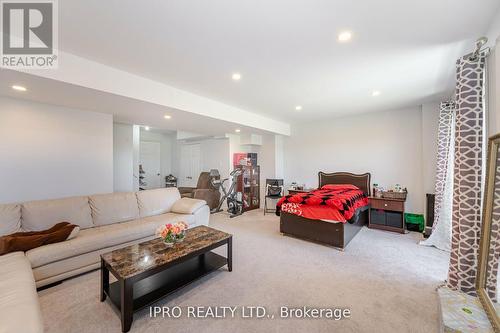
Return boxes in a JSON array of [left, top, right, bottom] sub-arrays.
[[278, 172, 371, 250]]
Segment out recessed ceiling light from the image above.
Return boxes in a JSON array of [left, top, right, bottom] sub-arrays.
[[144, 126, 150, 131], [232, 73, 241, 81], [295, 105, 303, 111], [12, 85, 27, 92], [235, 129, 241, 133], [372, 90, 381, 97], [337, 31, 352, 42], [164, 115, 172, 119]]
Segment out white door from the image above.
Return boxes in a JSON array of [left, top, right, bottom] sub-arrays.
[[179, 144, 201, 187], [191, 144, 201, 187], [139, 141, 162, 189]]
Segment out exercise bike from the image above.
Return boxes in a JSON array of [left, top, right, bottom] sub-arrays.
[[209, 169, 246, 218]]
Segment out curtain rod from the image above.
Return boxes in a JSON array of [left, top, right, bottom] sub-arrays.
[[467, 37, 489, 61]]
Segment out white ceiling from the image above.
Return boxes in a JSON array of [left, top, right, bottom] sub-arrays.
[[56, 0, 500, 122], [0, 69, 274, 136]]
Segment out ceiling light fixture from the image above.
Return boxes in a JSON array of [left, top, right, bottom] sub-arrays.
[[235, 129, 241, 133], [295, 105, 303, 111], [232, 73, 241, 81], [12, 85, 27, 92], [164, 115, 172, 119], [145, 126, 150, 131], [337, 31, 352, 42], [372, 90, 381, 97]]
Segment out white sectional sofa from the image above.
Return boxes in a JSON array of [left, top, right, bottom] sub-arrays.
[[0, 187, 210, 333], [0, 252, 44, 333]]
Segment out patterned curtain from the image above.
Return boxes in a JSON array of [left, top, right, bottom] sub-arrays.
[[433, 102, 455, 231], [420, 102, 454, 251], [447, 52, 488, 295]]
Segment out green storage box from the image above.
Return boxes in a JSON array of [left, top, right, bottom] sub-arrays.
[[405, 213, 425, 232]]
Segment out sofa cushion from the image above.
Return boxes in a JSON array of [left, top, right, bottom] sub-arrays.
[[89, 192, 139, 226], [136, 188, 181, 217], [26, 213, 195, 268], [22, 196, 93, 231], [171, 197, 207, 214], [142, 212, 196, 227], [32, 235, 156, 287], [0, 203, 21, 236], [0, 252, 43, 333]]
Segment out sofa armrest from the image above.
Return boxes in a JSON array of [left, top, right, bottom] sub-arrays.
[[171, 197, 207, 214], [177, 187, 196, 195], [192, 189, 221, 210], [0, 252, 44, 333]]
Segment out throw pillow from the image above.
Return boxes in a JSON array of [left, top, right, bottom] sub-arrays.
[[0, 222, 79, 255]]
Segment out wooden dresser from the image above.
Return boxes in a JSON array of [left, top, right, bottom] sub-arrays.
[[368, 196, 406, 234]]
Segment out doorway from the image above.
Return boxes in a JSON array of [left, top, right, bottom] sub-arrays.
[[178, 143, 201, 187], [139, 141, 162, 189]]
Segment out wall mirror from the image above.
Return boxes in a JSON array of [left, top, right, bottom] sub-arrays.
[[477, 133, 500, 331]]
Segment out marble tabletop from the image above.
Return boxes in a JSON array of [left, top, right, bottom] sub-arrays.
[[101, 225, 231, 279], [438, 286, 497, 332]]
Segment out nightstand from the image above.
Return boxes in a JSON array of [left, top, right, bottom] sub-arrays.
[[288, 188, 314, 195], [368, 196, 406, 234]]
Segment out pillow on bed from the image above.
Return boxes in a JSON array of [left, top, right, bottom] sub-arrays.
[[320, 184, 360, 191]]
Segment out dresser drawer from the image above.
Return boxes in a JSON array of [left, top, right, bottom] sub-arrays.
[[371, 199, 404, 212], [370, 209, 386, 225], [386, 211, 403, 228]]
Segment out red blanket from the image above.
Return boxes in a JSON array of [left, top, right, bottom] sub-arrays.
[[276, 184, 369, 222]]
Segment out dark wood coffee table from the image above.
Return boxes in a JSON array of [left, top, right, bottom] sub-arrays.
[[100, 225, 232, 332]]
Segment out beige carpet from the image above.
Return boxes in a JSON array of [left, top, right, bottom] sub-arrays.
[[38, 210, 449, 333]]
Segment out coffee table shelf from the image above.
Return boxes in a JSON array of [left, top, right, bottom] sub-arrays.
[[100, 226, 232, 332], [105, 252, 227, 312]]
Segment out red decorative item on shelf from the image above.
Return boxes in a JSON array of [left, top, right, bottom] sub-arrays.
[[233, 153, 258, 167], [233, 153, 247, 167]]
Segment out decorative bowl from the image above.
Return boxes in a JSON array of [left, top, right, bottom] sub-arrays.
[[162, 239, 175, 247]]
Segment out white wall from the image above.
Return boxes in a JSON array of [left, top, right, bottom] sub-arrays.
[[422, 102, 440, 194], [113, 123, 140, 192], [235, 133, 281, 207], [284, 107, 425, 213], [488, 37, 500, 136], [227, 133, 242, 175], [275, 135, 285, 179], [173, 137, 231, 183], [132, 125, 140, 191], [199, 138, 230, 179], [0, 97, 113, 203], [487, 8, 500, 136]]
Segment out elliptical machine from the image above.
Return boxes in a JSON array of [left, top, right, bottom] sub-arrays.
[[209, 169, 246, 218]]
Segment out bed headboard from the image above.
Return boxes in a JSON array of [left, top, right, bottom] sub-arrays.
[[318, 172, 371, 195]]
